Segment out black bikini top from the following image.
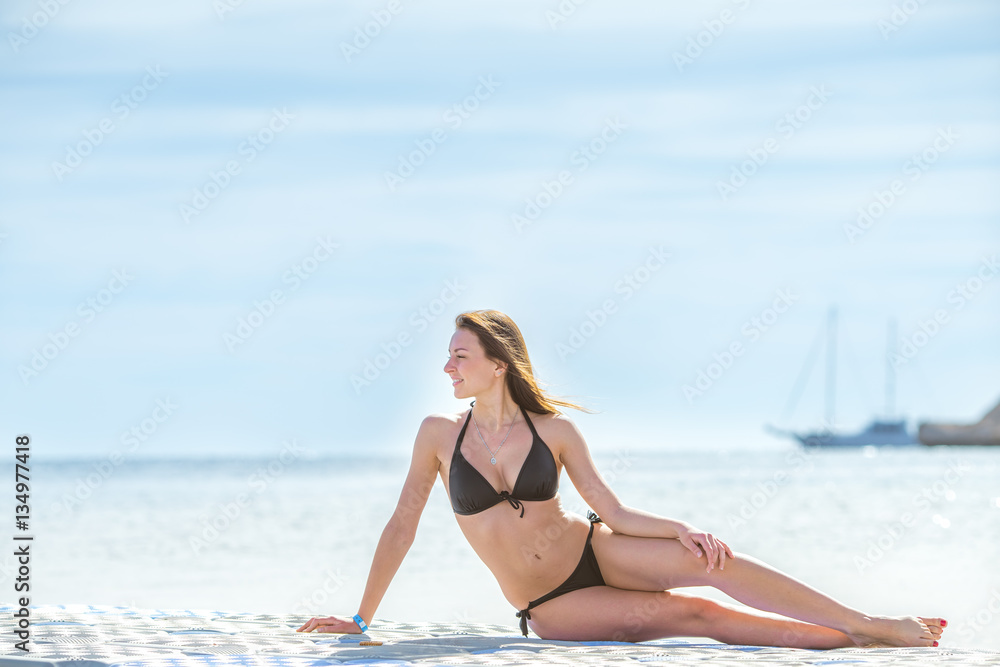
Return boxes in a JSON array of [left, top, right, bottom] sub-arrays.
[[449, 401, 558, 518]]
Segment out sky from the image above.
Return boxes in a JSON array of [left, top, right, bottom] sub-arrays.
[[2, 0, 999, 460]]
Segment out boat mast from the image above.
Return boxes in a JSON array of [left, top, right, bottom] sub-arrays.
[[825, 307, 837, 427], [885, 317, 896, 419]]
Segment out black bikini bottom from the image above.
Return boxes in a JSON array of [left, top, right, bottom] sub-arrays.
[[515, 510, 606, 637]]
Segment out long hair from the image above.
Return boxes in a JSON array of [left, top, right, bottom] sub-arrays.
[[454, 310, 595, 415]]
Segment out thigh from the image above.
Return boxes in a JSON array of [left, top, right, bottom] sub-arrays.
[[590, 524, 713, 591], [526, 585, 712, 642]]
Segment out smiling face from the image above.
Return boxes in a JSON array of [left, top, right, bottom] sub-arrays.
[[444, 327, 506, 399]]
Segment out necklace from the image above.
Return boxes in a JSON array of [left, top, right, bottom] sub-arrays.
[[470, 400, 518, 465]]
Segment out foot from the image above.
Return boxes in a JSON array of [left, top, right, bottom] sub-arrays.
[[922, 617, 946, 641], [846, 616, 945, 648]]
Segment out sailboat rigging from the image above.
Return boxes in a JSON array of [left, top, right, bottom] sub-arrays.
[[767, 308, 918, 447]]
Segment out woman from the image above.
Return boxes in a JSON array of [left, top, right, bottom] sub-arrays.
[[298, 310, 945, 648]]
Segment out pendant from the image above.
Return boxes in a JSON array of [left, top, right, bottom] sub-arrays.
[[490, 457, 497, 465]]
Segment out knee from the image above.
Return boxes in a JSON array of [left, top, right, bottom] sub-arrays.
[[611, 591, 676, 642], [668, 593, 730, 637], [617, 592, 720, 642], [669, 546, 718, 586], [677, 594, 719, 622]]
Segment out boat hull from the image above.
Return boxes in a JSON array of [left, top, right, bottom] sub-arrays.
[[794, 420, 918, 447]]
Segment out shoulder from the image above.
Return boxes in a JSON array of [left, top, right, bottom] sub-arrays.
[[525, 409, 580, 433], [408, 412, 466, 466], [523, 410, 586, 457], [420, 409, 469, 431], [415, 410, 469, 444]]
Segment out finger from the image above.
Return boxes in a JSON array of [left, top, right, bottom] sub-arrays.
[[315, 621, 340, 633], [712, 536, 726, 572], [680, 535, 702, 558], [702, 537, 717, 572], [690, 536, 708, 571], [690, 538, 704, 559], [710, 536, 724, 570], [305, 619, 334, 633], [296, 618, 315, 632]]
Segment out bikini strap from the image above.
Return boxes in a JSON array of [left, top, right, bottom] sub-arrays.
[[520, 406, 540, 439], [454, 404, 474, 455], [516, 608, 531, 637]]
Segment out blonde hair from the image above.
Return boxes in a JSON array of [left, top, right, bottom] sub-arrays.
[[454, 310, 595, 415]]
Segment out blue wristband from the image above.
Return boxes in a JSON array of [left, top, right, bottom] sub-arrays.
[[352, 614, 368, 632]]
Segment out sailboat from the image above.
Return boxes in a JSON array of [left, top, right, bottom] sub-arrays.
[[767, 308, 919, 447]]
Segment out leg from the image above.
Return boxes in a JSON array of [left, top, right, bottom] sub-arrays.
[[592, 529, 944, 647], [526, 585, 854, 647]]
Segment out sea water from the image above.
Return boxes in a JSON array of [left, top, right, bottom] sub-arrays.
[[9, 446, 999, 649]]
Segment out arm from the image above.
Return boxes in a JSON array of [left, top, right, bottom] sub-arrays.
[[298, 415, 440, 633], [355, 415, 440, 624], [556, 416, 684, 537], [556, 415, 734, 571]]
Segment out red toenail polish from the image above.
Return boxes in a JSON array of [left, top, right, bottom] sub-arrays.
[[933, 641, 939, 647], [941, 620, 947, 627]]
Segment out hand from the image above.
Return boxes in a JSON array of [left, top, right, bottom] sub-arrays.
[[296, 615, 363, 633], [677, 525, 734, 573]]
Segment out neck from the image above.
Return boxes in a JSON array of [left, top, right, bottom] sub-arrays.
[[472, 394, 519, 434]]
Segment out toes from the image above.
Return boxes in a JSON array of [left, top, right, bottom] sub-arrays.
[[911, 617, 940, 645], [918, 617, 946, 633]]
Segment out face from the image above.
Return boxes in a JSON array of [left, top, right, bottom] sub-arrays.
[[443, 328, 505, 398]]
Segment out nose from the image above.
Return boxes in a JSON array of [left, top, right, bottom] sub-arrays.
[[443, 357, 455, 374]]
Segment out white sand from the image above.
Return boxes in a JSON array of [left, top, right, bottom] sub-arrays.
[[1, 604, 997, 666]]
